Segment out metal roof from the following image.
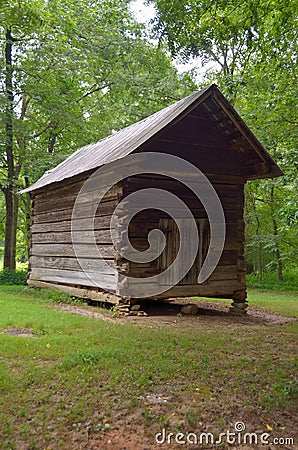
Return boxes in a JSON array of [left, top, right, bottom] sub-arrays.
[[23, 84, 282, 193]]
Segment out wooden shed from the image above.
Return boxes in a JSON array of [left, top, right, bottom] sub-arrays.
[[23, 84, 282, 313]]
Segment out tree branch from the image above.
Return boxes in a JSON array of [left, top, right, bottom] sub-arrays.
[[33, 83, 112, 139], [280, 115, 298, 125]]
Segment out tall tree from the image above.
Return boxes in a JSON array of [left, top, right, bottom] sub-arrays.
[[150, 0, 297, 279], [0, 0, 45, 269], [237, 12, 297, 280], [0, 0, 196, 268], [149, 0, 297, 99], [3, 27, 15, 269]]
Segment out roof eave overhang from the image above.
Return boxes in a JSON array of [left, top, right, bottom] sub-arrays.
[[244, 164, 284, 181], [211, 86, 283, 180]]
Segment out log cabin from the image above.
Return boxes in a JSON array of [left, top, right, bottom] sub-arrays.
[[22, 84, 282, 313]]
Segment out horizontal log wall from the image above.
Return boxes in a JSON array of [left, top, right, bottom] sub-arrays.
[[119, 279, 242, 300], [118, 175, 246, 299], [30, 268, 116, 291], [28, 175, 120, 293], [29, 168, 246, 301], [27, 280, 119, 304]]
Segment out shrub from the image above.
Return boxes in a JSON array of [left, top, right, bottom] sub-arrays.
[[246, 269, 298, 291], [0, 269, 27, 285]]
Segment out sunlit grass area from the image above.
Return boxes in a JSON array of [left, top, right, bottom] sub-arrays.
[[0, 286, 297, 449]]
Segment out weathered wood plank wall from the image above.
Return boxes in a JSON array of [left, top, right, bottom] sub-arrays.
[[28, 174, 120, 293], [117, 174, 245, 300], [29, 170, 246, 301]]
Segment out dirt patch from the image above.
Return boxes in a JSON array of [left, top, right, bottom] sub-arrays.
[[62, 410, 298, 450], [56, 304, 117, 322], [69, 426, 153, 450], [2, 327, 36, 337], [55, 299, 296, 328]]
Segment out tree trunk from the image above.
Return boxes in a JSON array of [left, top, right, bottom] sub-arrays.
[[3, 189, 19, 270], [252, 194, 263, 280], [270, 186, 283, 282], [23, 176, 32, 261], [3, 188, 13, 269], [3, 28, 17, 270], [256, 217, 264, 282], [273, 217, 283, 282]]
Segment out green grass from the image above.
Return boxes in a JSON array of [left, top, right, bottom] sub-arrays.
[[211, 289, 298, 317], [0, 286, 297, 449], [247, 289, 298, 317]]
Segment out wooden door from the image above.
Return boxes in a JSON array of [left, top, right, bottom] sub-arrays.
[[158, 218, 210, 286]]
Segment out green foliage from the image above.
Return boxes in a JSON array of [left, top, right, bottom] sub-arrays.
[[0, 0, 46, 31], [2, 0, 195, 185], [150, 0, 297, 280], [0, 269, 27, 285], [247, 270, 298, 291], [149, 0, 297, 77], [0, 0, 296, 280], [0, 0, 196, 268], [239, 57, 298, 278]]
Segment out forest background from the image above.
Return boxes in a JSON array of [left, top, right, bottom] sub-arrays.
[[0, 0, 297, 288]]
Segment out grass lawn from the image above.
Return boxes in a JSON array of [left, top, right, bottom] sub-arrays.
[[205, 288, 298, 317], [0, 286, 297, 449]]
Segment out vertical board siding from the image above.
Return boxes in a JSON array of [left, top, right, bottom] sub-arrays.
[[157, 218, 210, 286]]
